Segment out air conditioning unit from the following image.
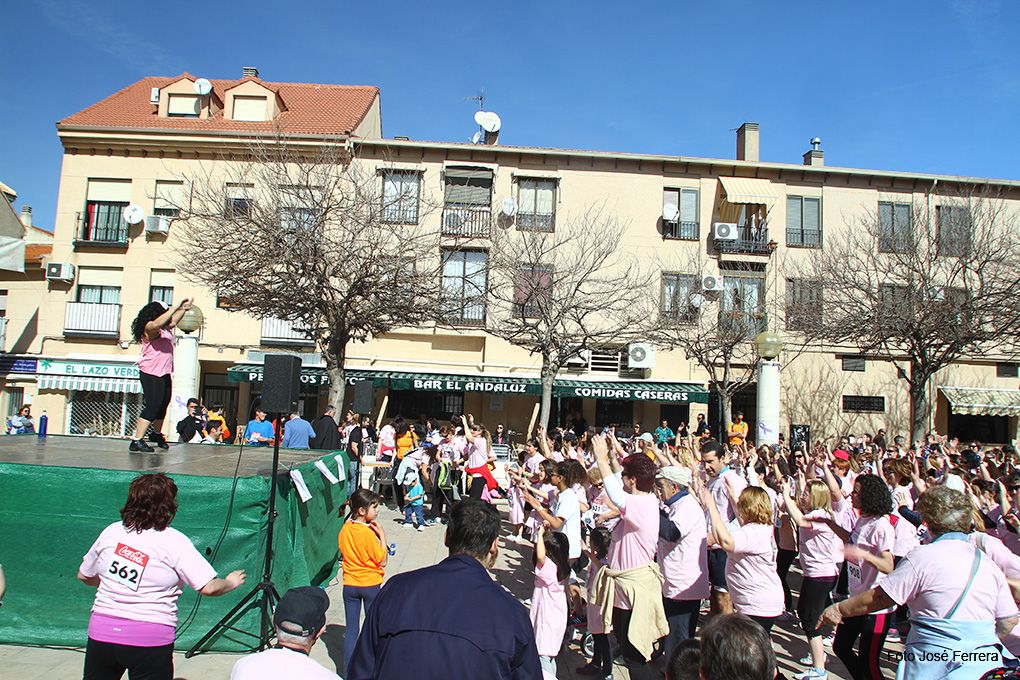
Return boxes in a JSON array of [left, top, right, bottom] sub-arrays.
[[713, 222, 739, 241], [628, 342, 656, 369], [565, 349, 591, 369], [145, 215, 171, 234], [46, 262, 76, 283], [701, 274, 724, 292]]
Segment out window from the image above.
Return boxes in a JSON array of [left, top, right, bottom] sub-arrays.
[[842, 395, 885, 413], [441, 249, 487, 326], [937, 205, 972, 257], [514, 264, 553, 317], [381, 171, 421, 224], [596, 398, 633, 427], [0, 289, 8, 317], [880, 283, 911, 321], [662, 188, 699, 240], [386, 390, 464, 422], [69, 391, 142, 437], [785, 278, 822, 331], [661, 273, 698, 321], [280, 207, 319, 233], [517, 179, 556, 231], [443, 168, 493, 237], [154, 180, 184, 218], [232, 96, 268, 122], [167, 94, 201, 118], [997, 363, 1019, 378], [6, 388, 24, 419], [82, 201, 128, 242], [786, 196, 821, 247], [842, 355, 867, 372], [149, 286, 173, 306], [77, 285, 121, 304], [878, 201, 912, 253], [225, 184, 254, 218], [719, 275, 766, 337]]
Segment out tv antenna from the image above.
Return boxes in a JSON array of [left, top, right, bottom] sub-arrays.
[[464, 90, 485, 111]]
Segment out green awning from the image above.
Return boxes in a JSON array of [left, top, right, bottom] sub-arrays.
[[227, 364, 390, 387], [940, 386, 1020, 417], [554, 380, 709, 403]]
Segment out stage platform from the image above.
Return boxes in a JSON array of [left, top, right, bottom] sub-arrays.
[[0, 435, 351, 652]]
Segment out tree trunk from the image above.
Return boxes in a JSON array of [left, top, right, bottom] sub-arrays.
[[715, 382, 731, 443], [325, 336, 348, 413], [539, 360, 556, 430], [909, 361, 931, 444]]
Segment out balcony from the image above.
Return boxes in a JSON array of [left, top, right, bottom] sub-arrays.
[[442, 204, 492, 238], [663, 220, 699, 240], [718, 310, 768, 339], [0, 317, 7, 352], [261, 317, 315, 346], [75, 208, 129, 247], [787, 229, 822, 248], [517, 212, 556, 232], [65, 302, 121, 337], [716, 224, 774, 256]]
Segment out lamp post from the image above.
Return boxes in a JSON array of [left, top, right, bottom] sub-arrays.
[[168, 305, 204, 442], [755, 331, 783, 448]]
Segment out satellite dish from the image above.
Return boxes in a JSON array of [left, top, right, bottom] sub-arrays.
[[123, 204, 145, 225], [663, 203, 680, 222], [474, 111, 502, 133], [690, 293, 707, 309], [471, 131, 483, 144], [193, 78, 213, 96], [501, 197, 518, 217]]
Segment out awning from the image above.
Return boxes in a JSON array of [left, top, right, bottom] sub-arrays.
[[719, 176, 777, 207], [227, 364, 387, 387], [38, 375, 142, 394], [940, 386, 1020, 417], [554, 380, 709, 403]]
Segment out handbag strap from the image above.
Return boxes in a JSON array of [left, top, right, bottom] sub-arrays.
[[946, 546, 982, 620]]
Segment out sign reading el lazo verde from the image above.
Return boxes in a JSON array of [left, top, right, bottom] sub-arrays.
[[37, 359, 140, 379]]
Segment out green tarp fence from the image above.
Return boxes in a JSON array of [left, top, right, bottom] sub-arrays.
[[0, 450, 350, 651]]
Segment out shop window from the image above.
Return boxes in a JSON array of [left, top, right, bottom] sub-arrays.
[[842, 395, 885, 413], [596, 398, 633, 428], [68, 391, 142, 437], [386, 391, 464, 422], [5, 387, 24, 419], [997, 363, 1018, 378]]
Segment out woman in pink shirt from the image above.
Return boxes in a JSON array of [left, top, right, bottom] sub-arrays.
[[129, 299, 193, 453], [78, 473, 245, 680]]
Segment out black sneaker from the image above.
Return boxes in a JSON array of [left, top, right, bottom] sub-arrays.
[[148, 431, 169, 450], [129, 439, 155, 453]]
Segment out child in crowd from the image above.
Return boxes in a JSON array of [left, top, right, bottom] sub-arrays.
[[530, 524, 570, 678], [524, 460, 558, 542], [402, 472, 425, 531], [507, 450, 529, 541], [338, 489, 387, 674], [577, 526, 612, 680]]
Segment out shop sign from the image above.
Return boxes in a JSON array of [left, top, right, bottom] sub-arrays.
[[0, 357, 38, 374], [403, 378, 541, 395], [243, 369, 364, 386], [561, 386, 691, 402], [38, 359, 139, 379]]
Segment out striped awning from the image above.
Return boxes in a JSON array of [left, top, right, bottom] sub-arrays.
[[719, 176, 778, 207], [940, 386, 1020, 417], [38, 375, 143, 394]]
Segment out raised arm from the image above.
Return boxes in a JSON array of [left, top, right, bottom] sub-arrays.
[[696, 482, 734, 552], [593, 435, 627, 509], [781, 480, 810, 528], [145, 298, 192, 339]]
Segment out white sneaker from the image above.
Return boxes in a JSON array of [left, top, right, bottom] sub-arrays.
[[799, 654, 826, 666], [417, 525, 425, 532], [822, 633, 835, 647], [799, 669, 828, 680], [886, 631, 901, 643]]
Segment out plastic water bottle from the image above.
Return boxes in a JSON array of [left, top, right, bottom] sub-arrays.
[[38, 411, 48, 438], [387, 543, 396, 557]]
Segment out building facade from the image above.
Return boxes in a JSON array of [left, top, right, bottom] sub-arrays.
[[3, 69, 1019, 444]]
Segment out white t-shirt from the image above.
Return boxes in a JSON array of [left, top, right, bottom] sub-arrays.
[[79, 522, 218, 627], [553, 488, 582, 559], [230, 647, 339, 680]]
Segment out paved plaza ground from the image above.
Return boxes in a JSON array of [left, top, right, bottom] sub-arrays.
[[0, 498, 901, 679]]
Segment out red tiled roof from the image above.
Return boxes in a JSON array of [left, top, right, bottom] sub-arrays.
[[25, 244, 51, 265], [59, 73, 379, 136]]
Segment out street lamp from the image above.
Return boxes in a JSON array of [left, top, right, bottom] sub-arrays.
[[754, 331, 784, 447], [169, 304, 204, 441], [178, 305, 204, 334]]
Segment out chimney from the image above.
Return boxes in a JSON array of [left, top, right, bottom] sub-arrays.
[[20, 205, 31, 227], [242, 66, 259, 79], [736, 122, 760, 162], [483, 130, 499, 146], [803, 137, 824, 166]]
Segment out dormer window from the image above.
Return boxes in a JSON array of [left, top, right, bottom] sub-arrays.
[[232, 96, 268, 122], [167, 94, 201, 118]]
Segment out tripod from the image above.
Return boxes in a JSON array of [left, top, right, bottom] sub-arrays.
[[186, 413, 284, 657]]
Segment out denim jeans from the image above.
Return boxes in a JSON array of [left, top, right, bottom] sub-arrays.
[[403, 504, 424, 525], [343, 584, 380, 674], [348, 459, 361, 489]]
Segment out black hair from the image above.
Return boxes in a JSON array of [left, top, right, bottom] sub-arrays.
[[533, 530, 571, 582], [699, 613, 777, 680], [855, 473, 894, 517], [345, 488, 383, 519], [589, 526, 611, 561], [565, 459, 587, 487], [537, 459, 554, 483], [131, 301, 167, 342], [700, 439, 723, 458], [447, 500, 501, 561], [666, 639, 701, 680], [393, 416, 409, 437]]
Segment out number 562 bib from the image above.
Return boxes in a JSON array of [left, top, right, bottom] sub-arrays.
[[107, 543, 149, 591]]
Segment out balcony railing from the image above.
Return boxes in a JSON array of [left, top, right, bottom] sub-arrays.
[[786, 229, 822, 248], [261, 317, 315, 346], [381, 205, 420, 224], [879, 233, 913, 254], [517, 212, 556, 232], [718, 310, 768, 339], [716, 224, 773, 255], [663, 220, 699, 240], [442, 300, 486, 327], [76, 209, 128, 245], [65, 302, 121, 337], [0, 317, 7, 352], [442, 204, 492, 237]]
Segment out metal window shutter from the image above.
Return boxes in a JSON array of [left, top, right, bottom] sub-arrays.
[[87, 179, 132, 202], [786, 196, 802, 232], [168, 94, 201, 116], [78, 267, 124, 287], [804, 198, 820, 231], [445, 169, 493, 205], [149, 269, 175, 287], [680, 190, 698, 223], [154, 181, 184, 210]]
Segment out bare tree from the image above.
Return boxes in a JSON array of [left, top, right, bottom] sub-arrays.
[[171, 134, 447, 408], [791, 186, 1020, 440], [485, 208, 658, 428]]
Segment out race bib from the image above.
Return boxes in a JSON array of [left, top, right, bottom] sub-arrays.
[[107, 543, 149, 591], [847, 560, 863, 586]]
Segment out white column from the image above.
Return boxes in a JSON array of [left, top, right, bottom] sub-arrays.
[[167, 333, 199, 441], [756, 359, 781, 447]]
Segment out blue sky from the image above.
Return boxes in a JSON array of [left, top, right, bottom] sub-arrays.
[[1, 0, 1018, 231]]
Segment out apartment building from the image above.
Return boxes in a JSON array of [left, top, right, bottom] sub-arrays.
[[3, 68, 1019, 444]]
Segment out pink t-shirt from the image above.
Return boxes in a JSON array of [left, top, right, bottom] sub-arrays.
[[800, 510, 845, 578], [657, 493, 709, 601], [881, 538, 1018, 621], [608, 492, 659, 609], [892, 508, 921, 557], [848, 515, 895, 611], [467, 439, 490, 470], [524, 452, 544, 474], [972, 532, 1020, 580], [530, 557, 567, 657], [137, 327, 174, 377], [727, 522, 784, 617], [79, 522, 218, 627], [708, 468, 746, 525]]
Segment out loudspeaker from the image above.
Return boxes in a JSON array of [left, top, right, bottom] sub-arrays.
[[352, 379, 374, 414], [790, 424, 811, 453], [261, 354, 302, 414]]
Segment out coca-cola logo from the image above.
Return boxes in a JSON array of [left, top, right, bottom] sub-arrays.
[[115, 543, 149, 567]]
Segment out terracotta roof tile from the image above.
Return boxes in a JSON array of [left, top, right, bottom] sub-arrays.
[[59, 74, 379, 136], [25, 244, 51, 265]]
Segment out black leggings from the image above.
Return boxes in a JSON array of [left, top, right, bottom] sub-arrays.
[[84, 638, 173, 680], [612, 606, 653, 680], [138, 372, 172, 423], [893, 555, 910, 634], [592, 632, 612, 677], [748, 615, 776, 635], [833, 612, 892, 680], [799, 575, 837, 638], [777, 547, 798, 611], [468, 476, 486, 500]]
